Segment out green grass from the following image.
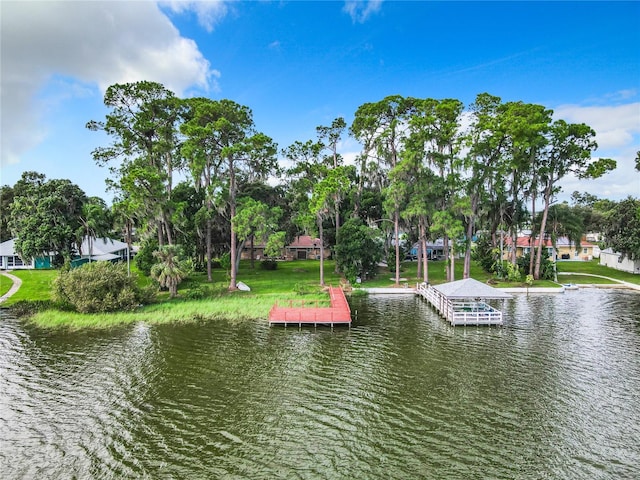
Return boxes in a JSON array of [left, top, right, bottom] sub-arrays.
[[6, 257, 638, 330], [30, 292, 331, 330], [556, 274, 617, 285], [557, 260, 640, 285], [2, 269, 58, 304], [362, 260, 492, 287], [0, 274, 13, 298]]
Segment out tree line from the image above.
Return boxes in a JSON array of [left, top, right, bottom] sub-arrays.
[[3, 81, 638, 287]]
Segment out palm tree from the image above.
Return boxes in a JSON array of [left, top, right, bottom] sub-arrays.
[[150, 245, 187, 298]]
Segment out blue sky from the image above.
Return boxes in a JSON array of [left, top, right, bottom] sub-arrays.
[[2, 1, 639, 204]]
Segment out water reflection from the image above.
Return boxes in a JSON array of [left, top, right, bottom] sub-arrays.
[[1, 288, 639, 478]]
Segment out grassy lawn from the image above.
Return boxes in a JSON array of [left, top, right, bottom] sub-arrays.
[[360, 259, 490, 287], [4, 257, 637, 330], [2, 269, 58, 303], [556, 259, 640, 285], [556, 274, 617, 285]]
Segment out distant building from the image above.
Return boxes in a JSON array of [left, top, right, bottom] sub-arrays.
[[240, 235, 330, 261], [599, 248, 640, 274], [0, 237, 130, 270], [0, 239, 53, 269], [285, 235, 329, 260], [409, 239, 446, 261], [505, 236, 599, 261]]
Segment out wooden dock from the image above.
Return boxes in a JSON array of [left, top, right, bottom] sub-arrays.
[[416, 280, 507, 326], [268, 286, 351, 328]]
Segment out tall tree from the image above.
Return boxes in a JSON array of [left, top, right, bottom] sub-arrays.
[[534, 120, 616, 279], [351, 95, 416, 286], [603, 197, 640, 262], [180, 97, 225, 281], [0, 185, 15, 242], [316, 117, 347, 234], [498, 101, 551, 273], [77, 196, 113, 263], [308, 167, 351, 285], [232, 197, 283, 273], [87, 81, 184, 247], [208, 100, 277, 290], [9, 172, 87, 265]]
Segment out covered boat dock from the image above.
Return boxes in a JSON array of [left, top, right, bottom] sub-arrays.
[[417, 278, 512, 326]]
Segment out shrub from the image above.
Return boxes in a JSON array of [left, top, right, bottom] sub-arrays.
[[260, 259, 278, 270], [516, 253, 555, 280], [53, 261, 156, 313], [183, 285, 213, 300], [135, 237, 159, 276]]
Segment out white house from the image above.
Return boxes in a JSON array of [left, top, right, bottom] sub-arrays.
[[0, 238, 51, 269], [0, 237, 130, 270], [600, 248, 640, 274]]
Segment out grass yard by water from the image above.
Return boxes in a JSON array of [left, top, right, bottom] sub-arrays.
[[4, 258, 638, 330]]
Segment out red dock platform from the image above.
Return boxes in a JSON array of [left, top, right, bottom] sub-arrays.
[[268, 286, 352, 327]]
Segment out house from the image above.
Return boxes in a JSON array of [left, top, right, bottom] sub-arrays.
[[240, 241, 269, 260], [71, 237, 130, 267], [505, 236, 598, 261], [600, 248, 640, 274], [409, 239, 446, 261], [0, 237, 130, 270], [285, 235, 329, 260], [0, 238, 53, 269]]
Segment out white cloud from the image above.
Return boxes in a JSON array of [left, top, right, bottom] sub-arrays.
[[553, 101, 640, 201], [161, 0, 229, 32], [0, 0, 220, 167], [554, 102, 640, 150], [343, 0, 383, 23]]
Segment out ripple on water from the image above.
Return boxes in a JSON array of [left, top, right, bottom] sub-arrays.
[[1, 289, 640, 479]]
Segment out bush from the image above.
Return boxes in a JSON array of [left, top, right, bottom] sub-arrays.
[[516, 253, 555, 280], [135, 237, 159, 276], [260, 259, 278, 270], [183, 285, 213, 300], [53, 261, 156, 313]]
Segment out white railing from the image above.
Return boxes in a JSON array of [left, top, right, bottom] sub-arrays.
[[417, 283, 503, 326]]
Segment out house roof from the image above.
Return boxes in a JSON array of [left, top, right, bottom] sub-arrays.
[[1, 237, 127, 259], [79, 237, 128, 257], [0, 239, 18, 256], [433, 278, 512, 300], [287, 235, 320, 248]]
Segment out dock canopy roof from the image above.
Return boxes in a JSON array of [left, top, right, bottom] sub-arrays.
[[433, 278, 512, 300]]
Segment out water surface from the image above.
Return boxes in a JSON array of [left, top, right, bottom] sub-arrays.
[[1, 288, 639, 479]]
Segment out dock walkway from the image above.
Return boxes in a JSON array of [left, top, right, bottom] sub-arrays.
[[268, 286, 351, 328]]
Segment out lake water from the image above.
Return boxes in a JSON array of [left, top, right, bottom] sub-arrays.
[[1, 288, 639, 479]]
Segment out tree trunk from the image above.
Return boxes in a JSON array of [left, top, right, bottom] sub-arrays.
[[420, 220, 429, 283], [528, 193, 537, 275], [394, 208, 400, 286], [449, 241, 455, 282], [229, 158, 238, 290], [250, 235, 255, 269], [534, 185, 552, 280], [463, 195, 478, 279], [318, 215, 325, 286], [206, 217, 212, 282], [463, 218, 473, 279]]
